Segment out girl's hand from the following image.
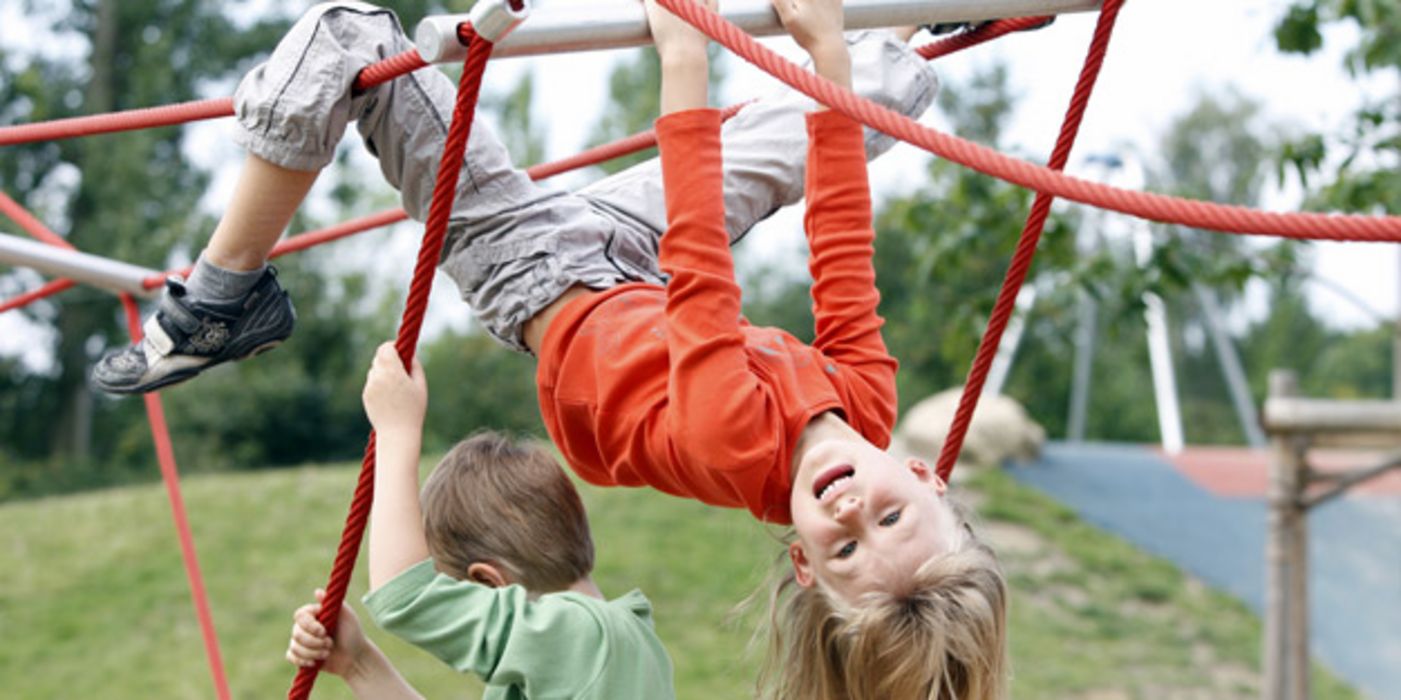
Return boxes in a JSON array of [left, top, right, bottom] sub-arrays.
[[770, 0, 845, 56], [286, 589, 370, 677], [645, 0, 716, 63], [362, 342, 428, 437]]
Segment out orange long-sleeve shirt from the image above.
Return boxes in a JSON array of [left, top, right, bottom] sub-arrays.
[[536, 109, 897, 524]]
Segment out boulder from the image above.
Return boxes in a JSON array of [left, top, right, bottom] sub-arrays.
[[897, 388, 1045, 473]]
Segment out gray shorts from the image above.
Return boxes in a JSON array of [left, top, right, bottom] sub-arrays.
[[233, 1, 938, 352]]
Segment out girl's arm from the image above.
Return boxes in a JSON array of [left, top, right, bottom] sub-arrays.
[[647, 0, 785, 467], [779, 0, 899, 431]]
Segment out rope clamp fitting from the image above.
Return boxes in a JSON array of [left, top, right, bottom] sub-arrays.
[[416, 0, 531, 63]]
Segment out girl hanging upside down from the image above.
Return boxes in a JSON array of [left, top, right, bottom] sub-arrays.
[[96, 0, 1007, 695]]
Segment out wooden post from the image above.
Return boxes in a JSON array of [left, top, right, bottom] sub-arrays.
[[1264, 369, 1309, 700]]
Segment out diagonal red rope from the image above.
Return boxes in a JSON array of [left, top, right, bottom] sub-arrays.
[[0, 278, 75, 314], [285, 25, 495, 700], [917, 16, 1055, 60], [655, 0, 1401, 240], [120, 293, 232, 700], [935, 0, 1124, 480], [0, 49, 425, 147]]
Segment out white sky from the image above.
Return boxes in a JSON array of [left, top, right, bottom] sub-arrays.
[[2, 0, 1398, 369]]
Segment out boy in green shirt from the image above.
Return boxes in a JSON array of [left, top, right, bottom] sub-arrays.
[[286, 343, 674, 699]]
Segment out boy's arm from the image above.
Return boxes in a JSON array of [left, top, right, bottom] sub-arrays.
[[340, 646, 426, 700], [362, 342, 431, 592], [364, 563, 613, 691], [288, 590, 426, 700]]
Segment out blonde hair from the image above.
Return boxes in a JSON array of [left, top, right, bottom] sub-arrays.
[[420, 431, 595, 592], [756, 523, 1008, 700]]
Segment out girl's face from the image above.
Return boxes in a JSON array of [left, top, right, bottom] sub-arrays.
[[787, 438, 964, 603]]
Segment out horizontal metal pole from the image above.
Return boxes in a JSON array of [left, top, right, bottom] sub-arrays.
[[417, 0, 1101, 63], [0, 231, 160, 298], [1264, 396, 1401, 435]]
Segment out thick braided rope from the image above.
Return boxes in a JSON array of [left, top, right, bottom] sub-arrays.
[[936, 0, 1123, 481], [0, 278, 75, 314], [917, 16, 1054, 60], [656, 0, 1401, 240], [0, 49, 424, 147], [285, 26, 495, 700], [119, 293, 233, 700]]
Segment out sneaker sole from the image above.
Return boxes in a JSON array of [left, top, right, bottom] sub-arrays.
[[92, 339, 286, 395]]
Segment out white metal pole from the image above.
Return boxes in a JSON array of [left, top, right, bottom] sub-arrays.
[[1067, 291, 1097, 441], [416, 0, 1103, 63], [1194, 283, 1267, 448], [1136, 225, 1185, 454], [0, 231, 161, 298]]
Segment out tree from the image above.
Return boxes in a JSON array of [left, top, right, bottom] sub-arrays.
[[0, 1, 477, 497], [0, 1, 293, 470], [1274, 0, 1399, 214]]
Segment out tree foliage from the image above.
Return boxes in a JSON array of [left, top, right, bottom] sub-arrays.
[[1274, 0, 1399, 213]]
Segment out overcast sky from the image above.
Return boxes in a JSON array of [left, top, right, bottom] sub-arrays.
[[2, 0, 1397, 370]]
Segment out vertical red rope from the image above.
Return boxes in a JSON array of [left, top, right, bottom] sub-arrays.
[[286, 24, 495, 700], [934, 0, 1125, 480], [119, 293, 232, 700]]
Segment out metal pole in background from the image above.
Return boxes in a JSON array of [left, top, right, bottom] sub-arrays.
[[1195, 283, 1267, 448], [0, 231, 161, 298], [416, 0, 1103, 63]]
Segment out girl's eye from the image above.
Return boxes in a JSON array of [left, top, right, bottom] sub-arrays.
[[880, 510, 902, 527], [836, 541, 857, 559]]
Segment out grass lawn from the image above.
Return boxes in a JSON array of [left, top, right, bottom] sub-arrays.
[[0, 460, 1360, 699]]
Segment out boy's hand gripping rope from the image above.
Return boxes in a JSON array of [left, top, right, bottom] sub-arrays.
[[285, 23, 495, 700]]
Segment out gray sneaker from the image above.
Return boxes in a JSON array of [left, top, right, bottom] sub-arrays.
[[92, 267, 296, 394]]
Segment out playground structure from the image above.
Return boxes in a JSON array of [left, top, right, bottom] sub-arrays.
[[1261, 371, 1401, 700], [2, 0, 1400, 697]]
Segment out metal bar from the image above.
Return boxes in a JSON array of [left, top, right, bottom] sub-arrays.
[[1195, 284, 1267, 447], [416, 0, 1102, 63], [1301, 453, 1401, 511], [0, 231, 160, 298]]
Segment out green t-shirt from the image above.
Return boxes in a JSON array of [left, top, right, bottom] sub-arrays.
[[363, 560, 675, 700]]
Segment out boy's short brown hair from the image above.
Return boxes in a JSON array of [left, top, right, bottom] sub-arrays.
[[420, 430, 595, 592]]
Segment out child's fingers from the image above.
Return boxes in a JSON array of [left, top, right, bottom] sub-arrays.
[[291, 622, 332, 651], [293, 604, 328, 638]]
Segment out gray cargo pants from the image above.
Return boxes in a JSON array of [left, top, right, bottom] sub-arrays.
[[232, 1, 938, 352]]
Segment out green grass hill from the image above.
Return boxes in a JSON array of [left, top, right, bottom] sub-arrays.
[[0, 461, 1358, 699]]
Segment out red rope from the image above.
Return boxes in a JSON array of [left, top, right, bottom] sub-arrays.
[[286, 25, 495, 700], [917, 16, 1055, 61], [0, 48, 427, 147], [935, 0, 1124, 481], [0, 190, 72, 249], [0, 98, 235, 147], [143, 208, 412, 289], [352, 48, 429, 92], [0, 278, 75, 314], [654, 0, 1401, 240], [120, 293, 232, 700]]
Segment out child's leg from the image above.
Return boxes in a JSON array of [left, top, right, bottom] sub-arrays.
[[578, 30, 939, 260], [231, 2, 653, 353], [95, 2, 642, 392]]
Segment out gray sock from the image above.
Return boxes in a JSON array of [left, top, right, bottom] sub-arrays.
[[185, 255, 266, 301]]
